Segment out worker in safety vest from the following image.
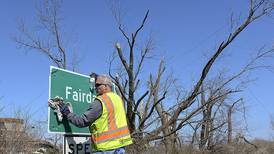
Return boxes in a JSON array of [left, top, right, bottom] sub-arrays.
[[55, 75, 133, 153]]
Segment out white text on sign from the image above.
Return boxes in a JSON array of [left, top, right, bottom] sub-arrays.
[[65, 86, 93, 103]]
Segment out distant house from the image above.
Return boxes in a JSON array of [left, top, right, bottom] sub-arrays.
[[0, 118, 60, 154], [0, 118, 24, 131]]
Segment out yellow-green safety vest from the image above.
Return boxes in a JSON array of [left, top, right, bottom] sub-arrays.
[[89, 92, 133, 151]]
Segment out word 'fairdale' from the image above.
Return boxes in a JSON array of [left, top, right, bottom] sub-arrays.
[[65, 86, 94, 103]]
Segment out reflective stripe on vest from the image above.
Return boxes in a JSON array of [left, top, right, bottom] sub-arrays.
[[101, 94, 117, 130], [92, 93, 131, 145], [92, 126, 130, 144]]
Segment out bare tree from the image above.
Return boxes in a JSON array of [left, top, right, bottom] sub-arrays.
[[109, 10, 154, 133], [177, 44, 274, 151], [12, 0, 274, 153], [227, 99, 242, 144], [143, 0, 273, 143], [109, 1, 274, 153], [0, 109, 59, 153], [270, 116, 274, 141], [13, 0, 79, 70], [13, 0, 74, 151]]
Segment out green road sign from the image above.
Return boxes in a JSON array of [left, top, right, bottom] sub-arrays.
[[48, 66, 96, 135]]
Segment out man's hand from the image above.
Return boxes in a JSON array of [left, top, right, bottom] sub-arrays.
[[48, 96, 64, 108], [48, 96, 64, 121], [58, 101, 72, 116], [48, 96, 72, 118]]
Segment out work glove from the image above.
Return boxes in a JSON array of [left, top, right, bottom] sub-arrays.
[[58, 101, 72, 116], [48, 96, 64, 122], [49, 96, 72, 117]]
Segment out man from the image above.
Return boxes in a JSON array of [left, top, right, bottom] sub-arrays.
[[53, 75, 133, 153]]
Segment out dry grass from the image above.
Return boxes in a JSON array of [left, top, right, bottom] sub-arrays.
[[126, 139, 274, 154]]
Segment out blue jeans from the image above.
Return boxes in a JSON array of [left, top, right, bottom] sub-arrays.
[[92, 147, 125, 154]]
